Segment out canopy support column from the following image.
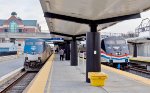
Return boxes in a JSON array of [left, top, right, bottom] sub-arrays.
[[65, 41, 70, 60], [71, 37, 78, 66], [86, 24, 100, 83], [133, 43, 137, 57]]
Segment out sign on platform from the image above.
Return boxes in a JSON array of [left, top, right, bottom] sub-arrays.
[[48, 38, 64, 42]]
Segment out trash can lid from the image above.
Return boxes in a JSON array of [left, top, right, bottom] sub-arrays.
[[88, 72, 108, 78]]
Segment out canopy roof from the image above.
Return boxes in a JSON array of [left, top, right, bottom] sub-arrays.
[[40, 0, 150, 40], [127, 36, 150, 43]]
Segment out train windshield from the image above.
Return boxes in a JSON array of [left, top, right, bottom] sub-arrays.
[[35, 42, 43, 45], [116, 40, 126, 44], [105, 40, 115, 44], [26, 42, 33, 45]]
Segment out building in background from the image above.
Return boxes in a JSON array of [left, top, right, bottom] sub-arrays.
[[0, 12, 41, 54], [0, 12, 41, 33]]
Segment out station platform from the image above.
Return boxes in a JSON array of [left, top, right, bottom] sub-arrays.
[[25, 54, 150, 93], [46, 55, 107, 93], [129, 56, 150, 63], [0, 55, 24, 78]]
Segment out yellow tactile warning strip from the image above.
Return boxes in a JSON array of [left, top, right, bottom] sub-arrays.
[[101, 64, 150, 85], [25, 54, 55, 93], [129, 57, 150, 63]]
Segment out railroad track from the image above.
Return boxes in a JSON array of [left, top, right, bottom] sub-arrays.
[[127, 66, 150, 79], [0, 71, 37, 93], [129, 67, 150, 74]]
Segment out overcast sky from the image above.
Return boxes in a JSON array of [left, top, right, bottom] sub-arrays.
[[101, 10, 150, 34], [1, 0, 150, 34]]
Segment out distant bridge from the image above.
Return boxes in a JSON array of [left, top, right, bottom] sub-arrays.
[[0, 32, 51, 38]]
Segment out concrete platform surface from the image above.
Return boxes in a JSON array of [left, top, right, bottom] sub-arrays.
[[46, 55, 107, 93], [102, 67, 150, 93], [129, 56, 150, 63], [46, 55, 150, 93]]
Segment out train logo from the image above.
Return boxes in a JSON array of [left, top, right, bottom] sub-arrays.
[[31, 46, 36, 50]]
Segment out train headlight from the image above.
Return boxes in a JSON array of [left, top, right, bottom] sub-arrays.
[[116, 52, 121, 55], [109, 60, 113, 63], [25, 57, 28, 60], [125, 59, 128, 62], [25, 57, 29, 62], [38, 57, 41, 61]]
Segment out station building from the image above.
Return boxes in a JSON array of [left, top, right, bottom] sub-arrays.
[[0, 12, 41, 33], [0, 12, 41, 54]]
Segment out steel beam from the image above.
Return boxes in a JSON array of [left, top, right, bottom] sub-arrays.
[[95, 13, 141, 24], [50, 32, 73, 37], [45, 12, 141, 25], [44, 12, 91, 24]]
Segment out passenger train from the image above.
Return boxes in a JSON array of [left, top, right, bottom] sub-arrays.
[[79, 36, 129, 69], [24, 38, 52, 71], [101, 36, 129, 68]]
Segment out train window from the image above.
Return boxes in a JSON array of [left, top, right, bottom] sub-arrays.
[[35, 42, 43, 45], [105, 40, 115, 44], [116, 40, 126, 44], [26, 42, 33, 45], [101, 40, 106, 51]]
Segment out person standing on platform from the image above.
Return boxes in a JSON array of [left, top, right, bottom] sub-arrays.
[[59, 49, 64, 61]]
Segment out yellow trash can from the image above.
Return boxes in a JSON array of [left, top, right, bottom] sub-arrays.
[[88, 72, 108, 87]]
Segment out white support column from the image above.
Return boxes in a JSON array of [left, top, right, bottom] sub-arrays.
[[82, 52, 85, 73], [147, 65, 150, 71], [78, 52, 80, 68]]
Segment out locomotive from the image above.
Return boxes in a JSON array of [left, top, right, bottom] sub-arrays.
[[101, 36, 129, 68], [79, 36, 129, 69], [24, 38, 52, 71]]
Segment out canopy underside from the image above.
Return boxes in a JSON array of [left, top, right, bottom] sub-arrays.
[[40, 0, 150, 40]]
